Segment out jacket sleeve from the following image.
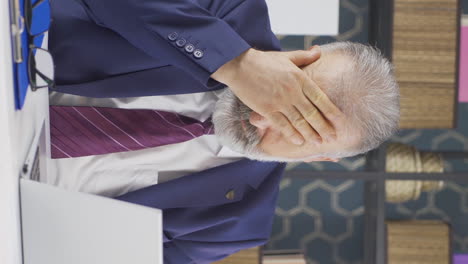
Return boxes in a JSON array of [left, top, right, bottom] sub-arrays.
[[78, 0, 251, 88]]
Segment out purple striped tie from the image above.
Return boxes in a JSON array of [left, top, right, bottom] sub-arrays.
[[50, 106, 215, 159]]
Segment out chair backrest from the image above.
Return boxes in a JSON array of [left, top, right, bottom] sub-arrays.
[[213, 247, 261, 264]]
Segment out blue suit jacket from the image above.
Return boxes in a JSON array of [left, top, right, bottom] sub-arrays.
[[51, 0, 281, 97], [50, 0, 285, 263]]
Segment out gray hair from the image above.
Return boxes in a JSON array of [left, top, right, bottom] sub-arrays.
[[319, 42, 400, 158], [212, 42, 400, 162]]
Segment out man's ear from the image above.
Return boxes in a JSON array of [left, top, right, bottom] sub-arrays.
[[303, 157, 340, 163]]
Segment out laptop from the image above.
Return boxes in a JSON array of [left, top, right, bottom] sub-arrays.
[[20, 180, 163, 264], [20, 123, 163, 264]]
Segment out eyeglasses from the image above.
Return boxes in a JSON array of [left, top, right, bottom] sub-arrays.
[[25, 0, 55, 91]]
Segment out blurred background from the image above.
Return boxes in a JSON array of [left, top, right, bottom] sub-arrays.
[[263, 0, 468, 263]]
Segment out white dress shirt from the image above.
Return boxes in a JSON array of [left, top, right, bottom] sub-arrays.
[[44, 91, 244, 197]]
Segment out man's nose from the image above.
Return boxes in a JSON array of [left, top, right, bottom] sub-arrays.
[[249, 112, 270, 129]]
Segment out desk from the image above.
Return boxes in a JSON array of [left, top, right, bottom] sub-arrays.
[[0, 2, 53, 264], [1, 2, 164, 263]]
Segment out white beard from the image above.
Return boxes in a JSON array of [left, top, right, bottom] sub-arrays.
[[212, 89, 304, 163]]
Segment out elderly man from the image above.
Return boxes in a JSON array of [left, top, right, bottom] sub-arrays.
[[46, 0, 400, 263], [47, 42, 399, 263]]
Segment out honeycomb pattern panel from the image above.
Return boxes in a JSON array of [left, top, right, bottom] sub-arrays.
[[267, 178, 366, 264], [267, 0, 468, 263]]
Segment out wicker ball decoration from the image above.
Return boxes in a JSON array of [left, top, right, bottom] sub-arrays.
[[420, 151, 445, 191], [385, 143, 444, 203]]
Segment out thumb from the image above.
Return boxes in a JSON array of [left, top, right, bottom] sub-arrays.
[[285, 46, 321, 67]]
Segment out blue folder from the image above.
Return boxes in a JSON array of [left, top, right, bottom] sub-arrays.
[[12, 0, 48, 109]]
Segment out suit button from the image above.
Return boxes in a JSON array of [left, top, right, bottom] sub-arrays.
[[225, 189, 235, 200], [176, 38, 187, 47], [184, 44, 195, 53], [168, 32, 178, 41], [193, 49, 204, 59]]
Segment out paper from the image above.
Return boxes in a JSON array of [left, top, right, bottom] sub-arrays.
[[265, 0, 339, 36]]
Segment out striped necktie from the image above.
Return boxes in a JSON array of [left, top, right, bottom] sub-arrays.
[[50, 106, 214, 159]]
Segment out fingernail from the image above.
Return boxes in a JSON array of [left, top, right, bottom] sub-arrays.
[[310, 48, 319, 56], [250, 113, 261, 121], [292, 136, 304, 145]]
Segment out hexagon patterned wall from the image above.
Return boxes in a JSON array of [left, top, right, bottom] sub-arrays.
[[265, 0, 468, 263]]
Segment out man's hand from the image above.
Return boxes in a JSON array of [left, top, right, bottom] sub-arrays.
[[211, 47, 344, 145]]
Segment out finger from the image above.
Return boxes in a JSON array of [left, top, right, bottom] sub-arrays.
[[283, 107, 321, 144], [296, 97, 335, 142], [249, 112, 269, 129], [284, 47, 321, 67], [302, 78, 345, 124], [265, 112, 304, 145], [308, 45, 318, 51]]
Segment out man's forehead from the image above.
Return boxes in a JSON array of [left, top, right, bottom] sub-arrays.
[[306, 55, 352, 83]]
